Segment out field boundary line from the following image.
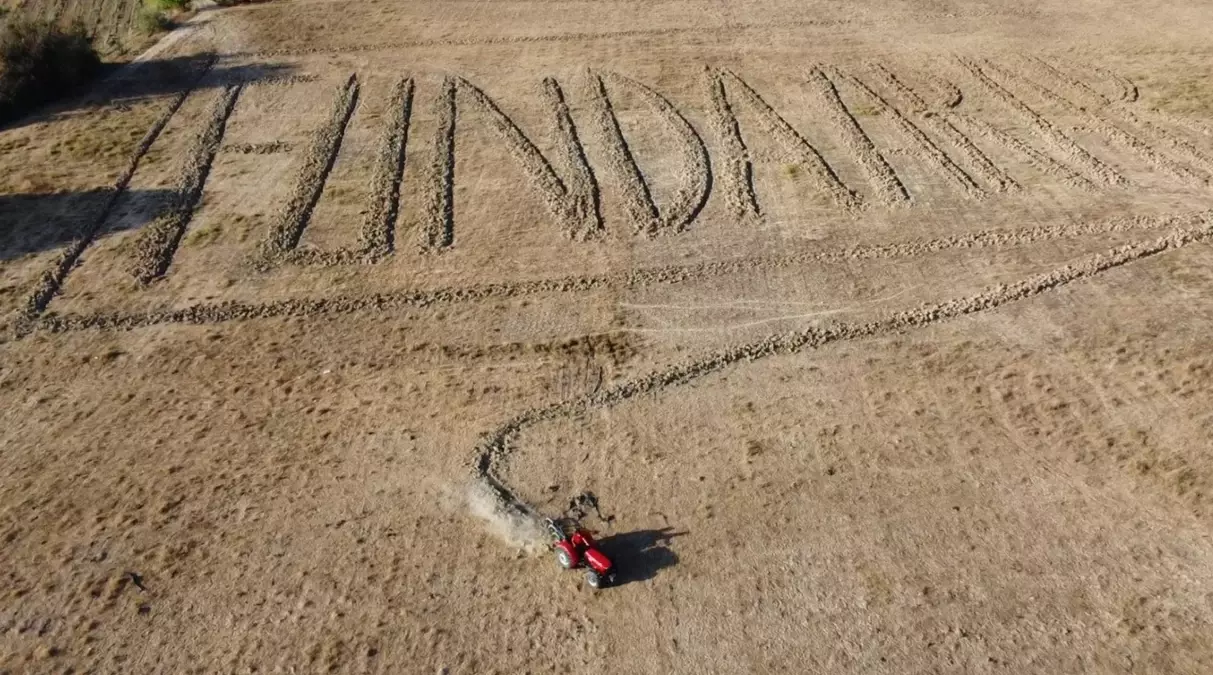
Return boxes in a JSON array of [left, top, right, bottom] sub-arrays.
[[29, 210, 1207, 336]]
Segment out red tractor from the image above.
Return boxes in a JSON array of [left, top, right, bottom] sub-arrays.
[[546, 518, 617, 589]]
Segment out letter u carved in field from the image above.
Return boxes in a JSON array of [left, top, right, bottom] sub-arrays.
[[252, 75, 414, 265], [588, 71, 712, 237], [421, 76, 603, 251]]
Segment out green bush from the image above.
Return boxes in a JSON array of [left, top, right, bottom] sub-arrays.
[[147, 0, 191, 12], [0, 18, 101, 124], [136, 7, 173, 35], [138, 0, 190, 35]]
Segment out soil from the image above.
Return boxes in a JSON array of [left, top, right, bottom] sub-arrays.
[[3, 0, 1213, 673]]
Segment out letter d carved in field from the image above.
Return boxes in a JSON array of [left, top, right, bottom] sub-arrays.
[[588, 71, 711, 238]]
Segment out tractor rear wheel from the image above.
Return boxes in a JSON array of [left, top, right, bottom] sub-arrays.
[[585, 570, 602, 589], [556, 549, 575, 569]]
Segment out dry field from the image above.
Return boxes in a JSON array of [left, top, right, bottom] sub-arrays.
[[4, 0, 1213, 672]]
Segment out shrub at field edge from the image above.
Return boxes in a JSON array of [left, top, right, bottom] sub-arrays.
[[139, 0, 193, 35], [0, 18, 101, 125]]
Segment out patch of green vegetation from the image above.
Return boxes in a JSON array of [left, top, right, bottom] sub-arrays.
[[1146, 72, 1213, 116], [184, 223, 222, 247], [147, 0, 191, 12], [138, 0, 191, 35], [850, 104, 882, 117], [137, 6, 173, 35], [0, 18, 100, 124]]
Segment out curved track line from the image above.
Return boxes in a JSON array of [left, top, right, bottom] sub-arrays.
[[586, 73, 659, 235], [29, 211, 1207, 335], [470, 221, 1213, 518], [598, 71, 713, 236]]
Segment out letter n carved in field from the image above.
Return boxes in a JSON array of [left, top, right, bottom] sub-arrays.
[[420, 76, 604, 251]]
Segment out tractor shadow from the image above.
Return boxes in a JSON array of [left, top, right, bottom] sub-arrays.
[[596, 527, 686, 586]]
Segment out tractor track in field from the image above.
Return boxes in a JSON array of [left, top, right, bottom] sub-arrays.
[[129, 85, 244, 284], [866, 63, 1017, 193], [957, 58, 1126, 188], [1020, 56, 1111, 107], [1022, 57, 1213, 178], [598, 72, 713, 236], [1021, 55, 1213, 176], [1080, 61, 1138, 103], [26, 211, 1207, 336], [948, 112, 1097, 190], [715, 69, 861, 212], [469, 220, 1213, 519], [808, 67, 909, 206], [587, 73, 662, 236], [833, 68, 984, 199], [1141, 108, 1213, 143], [15, 55, 216, 334], [459, 77, 601, 241], [923, 70, 964, 109], [706, 70, 761, 221], [260, 74, 361, 263], [542, 77, 605, 241], [359, 77, 414, 260], [981, 59, 1208, 187], [284, 77, 418, 266], [222, 141, 293, 155], [1115, 109, 1213, 178], [421, 77, 458, 251]]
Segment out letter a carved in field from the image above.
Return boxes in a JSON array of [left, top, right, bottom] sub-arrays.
[[709, 69, 861, 213]]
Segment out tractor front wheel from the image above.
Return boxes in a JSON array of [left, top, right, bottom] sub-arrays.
[[556, 549, 575, 569], [585, 570, 602, 589]]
